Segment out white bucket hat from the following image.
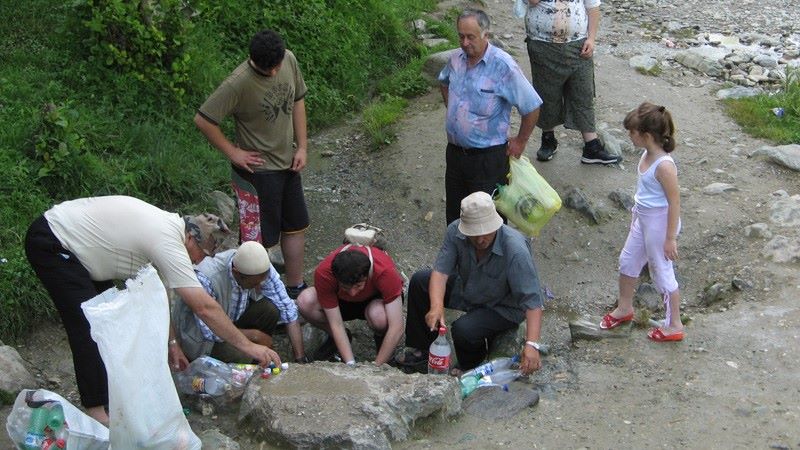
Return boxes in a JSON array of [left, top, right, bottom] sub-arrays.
[[457, 191, 503, 236], [232, 241, 271, 275]]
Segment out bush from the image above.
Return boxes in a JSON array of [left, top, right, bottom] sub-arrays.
[[75, 0, 194, 99]]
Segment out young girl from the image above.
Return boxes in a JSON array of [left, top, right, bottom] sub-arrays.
[[600, 102, 683, 342]]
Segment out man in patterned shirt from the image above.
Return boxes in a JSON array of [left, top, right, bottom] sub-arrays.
[[173, 241, 307, 363], [439, 8, 543, 225], [523, 0, 621, 165]]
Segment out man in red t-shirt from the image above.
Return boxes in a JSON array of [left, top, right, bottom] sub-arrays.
[[297, 244, 404, 366]]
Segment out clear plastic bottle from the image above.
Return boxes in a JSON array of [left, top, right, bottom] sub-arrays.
[[460, 376, 510, 397], [480, 369, 522, 385], [428, 326, 451, 375], [175, 356, 233, 396], [459, 355, 520, 381], [22, 402, 63, 450]]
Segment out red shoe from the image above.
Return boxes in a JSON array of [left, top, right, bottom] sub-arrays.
[[648, 327, 684, 342], [599, 312, 634, 330]]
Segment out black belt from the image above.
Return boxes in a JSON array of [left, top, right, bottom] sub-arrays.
[[448, 142, 507, 155]]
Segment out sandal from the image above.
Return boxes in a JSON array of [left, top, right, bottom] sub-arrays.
[[394, 348, 427, 367], [648, 327, 684, 342], [599, 312, 634, 330]]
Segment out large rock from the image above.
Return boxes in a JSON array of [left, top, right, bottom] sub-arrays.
[[239, 363, 461, 449], [200, 429, 239, 450], [716, 86, 762, 100], [751, 144, 800, 171], [769, 194, 800, 227], [0, 345, 36, 404], [629, 55, 659, 72], [674, 48, 725, 77], [762, 235, 800, 264], [422, 49, 457, 83], [462, 384, 539, 420]]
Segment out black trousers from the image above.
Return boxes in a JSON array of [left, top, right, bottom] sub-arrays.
[[25, 215, 113, 408], [444, 143, 509, 225], [405, 269, 517, 370], [210, 299, 280, 363]]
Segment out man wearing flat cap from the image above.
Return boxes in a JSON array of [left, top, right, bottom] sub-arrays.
[[396, 191, 545, 375], [24, 195, 282, 425], [174, 241, 307, 364]]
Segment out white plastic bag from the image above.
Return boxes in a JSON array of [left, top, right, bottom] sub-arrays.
[[6, 389, 109, 449], [82, 265, 200, 450], [513, 0, 528, 19]]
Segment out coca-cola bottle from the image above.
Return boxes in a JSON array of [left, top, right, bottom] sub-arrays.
[[428, 326, 451, 375]]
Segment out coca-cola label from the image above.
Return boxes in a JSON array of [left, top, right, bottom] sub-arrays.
[[428, 354, 450, 370]]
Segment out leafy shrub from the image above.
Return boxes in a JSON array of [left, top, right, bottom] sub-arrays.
[[75, 0, 194, 99], [378, 58, 431, 98]]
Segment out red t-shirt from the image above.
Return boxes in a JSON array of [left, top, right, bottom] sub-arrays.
[[314, 245, 403, 309]]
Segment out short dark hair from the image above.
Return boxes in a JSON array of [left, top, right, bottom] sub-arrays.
[[249, 30, 286, 71], [331, 250, 371, 286]]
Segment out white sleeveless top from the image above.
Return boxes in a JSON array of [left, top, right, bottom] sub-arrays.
[[634, 154, 675, 209]]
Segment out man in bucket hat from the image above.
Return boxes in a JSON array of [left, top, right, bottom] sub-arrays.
[[24, 196, 282, 425], [395, 191, 545, 375], [174, 241, 307, 364]]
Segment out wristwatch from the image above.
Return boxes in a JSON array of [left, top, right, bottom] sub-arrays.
[[525, 340, 542, 351]]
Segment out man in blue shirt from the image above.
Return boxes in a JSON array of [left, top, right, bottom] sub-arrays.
[[396, 192, 545, 375], [173, 241, 307, 364], [439, 8, 543, 225]]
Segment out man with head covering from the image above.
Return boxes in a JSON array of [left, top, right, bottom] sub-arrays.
[[174, 241, 307, 363], [396, 192, 545, 375], [24, 195, 282, 425]]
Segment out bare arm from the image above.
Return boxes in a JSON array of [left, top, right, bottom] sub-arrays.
[[374, 297, 404, 366], [167, 322, 189, 371], [507, 108, 540, 158], [439, 84, 449, 107], [657, 162, 681, 261], [290, 98, 308, 172], [581, 6, 600, 58], [175, 286, 281, 366], [323, 306, 355, 364], [520, 307, 543, 375], [193, 113, 265, 173], [425, 270, 449, 331], [284, 320, 306, 360]]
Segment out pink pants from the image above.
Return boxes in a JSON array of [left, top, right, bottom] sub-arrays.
[[618, 205, 680, 296]]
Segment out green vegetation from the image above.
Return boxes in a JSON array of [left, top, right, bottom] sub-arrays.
[[0, 0, 444, 341], [362, 96, 409, 148], [635, 64, 662, 77], [724, 68, 800, 144]]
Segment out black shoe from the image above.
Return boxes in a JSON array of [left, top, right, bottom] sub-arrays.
[[536, 131, 558, 161], [581, 138, 622, 165], [312, 328, 352, 362], [285, 281, 308, 300]]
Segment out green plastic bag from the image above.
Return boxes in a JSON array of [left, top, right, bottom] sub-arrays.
[[493, 156, 561, 236]]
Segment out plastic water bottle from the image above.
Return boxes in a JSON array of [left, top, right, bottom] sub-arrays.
[[22, 402, 64, 450], [459, 355, 520, 381], [175, 356, 233, 396], [480, 369, 522, 385], [460, 376, 510, 397], [428, 326, 451, 375]]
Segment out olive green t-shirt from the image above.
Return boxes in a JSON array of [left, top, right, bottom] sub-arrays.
[[199, 50, 307, 171]]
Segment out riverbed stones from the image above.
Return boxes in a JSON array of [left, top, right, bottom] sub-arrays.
[[239, 363, 461, 449], [744, 223, 772, 239], [0, 345, 35, 404], [769, 194, 800, 227], [462, 384, 539, 420], [761, 235, 800, 264], [702, 182, 738, 195], [716, 86, 761, 100], [751, 145, 800, 171]]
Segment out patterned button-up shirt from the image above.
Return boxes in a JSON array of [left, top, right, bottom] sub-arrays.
[[438, 44, 542, 149]]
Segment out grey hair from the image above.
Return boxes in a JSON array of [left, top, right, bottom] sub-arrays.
[[458, 8, 490, 33]]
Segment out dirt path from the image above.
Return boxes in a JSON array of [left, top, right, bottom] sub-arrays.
[[4, 1, 799, 448]]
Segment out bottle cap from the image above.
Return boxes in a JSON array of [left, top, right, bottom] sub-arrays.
[[280, 362, 289, 370], [272, 367, 281, 375]]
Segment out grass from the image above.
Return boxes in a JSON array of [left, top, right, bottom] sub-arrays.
[[723, 68, 800, 144], [362, 96, 409, 149], [636, 64, 663, 77]]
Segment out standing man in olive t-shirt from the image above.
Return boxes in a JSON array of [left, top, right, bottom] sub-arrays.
[[195, 29, 310, 298]]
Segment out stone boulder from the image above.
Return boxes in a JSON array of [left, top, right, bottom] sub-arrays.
[[422, 49, 457, 84], [0, 345, 36, 404], [239, 363, 461, 449], [674, 48, 725, 77], [751, 144, 800, 171]]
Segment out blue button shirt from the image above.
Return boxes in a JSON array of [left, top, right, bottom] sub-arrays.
[[439, 44, 543, 149]]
